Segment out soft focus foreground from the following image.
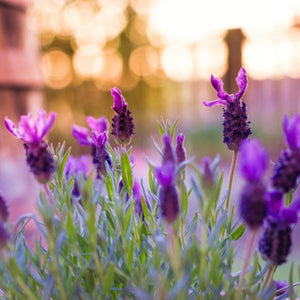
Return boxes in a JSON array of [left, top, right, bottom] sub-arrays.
[[0, 81, 300, 299]]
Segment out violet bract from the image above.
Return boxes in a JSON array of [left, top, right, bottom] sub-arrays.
[[5, 108, 56, 183]]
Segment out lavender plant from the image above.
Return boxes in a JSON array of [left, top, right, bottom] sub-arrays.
[[0, 80, 299, 300]]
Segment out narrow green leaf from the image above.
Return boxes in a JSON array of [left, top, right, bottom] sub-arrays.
[[231, 223, 246, 241], [121, 149, 133, 196], [103, 262, 115, 295], [157, 120, 164, 137], [126, 240, 135, 272], [105, 176, 115, 203], [141, 196, 150, 222]]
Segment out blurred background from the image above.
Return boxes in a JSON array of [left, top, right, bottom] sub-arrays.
[[1, 0, 300, 269]]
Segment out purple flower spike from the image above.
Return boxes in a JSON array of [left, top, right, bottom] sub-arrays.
[[5, 109, 56, 144], [282, 114, 300, 150], [90, 132, 112, 179], [155, 161, 175, 187], [5, 109, 56, 183], [86, 116, 108, 133], [176, 133, 186, 165], [271, 116, 300, 193], [110, 87, 134, 145], [239, 138, 268, 182], [203, 67, 251, 151]]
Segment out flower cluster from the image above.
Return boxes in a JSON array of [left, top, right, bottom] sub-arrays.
[[237, 115, 300, 266], [2, 69, 300, 299]]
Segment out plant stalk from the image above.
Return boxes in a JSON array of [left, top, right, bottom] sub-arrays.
[[237, 230, 257, 297], [225, 150, 238, 211]]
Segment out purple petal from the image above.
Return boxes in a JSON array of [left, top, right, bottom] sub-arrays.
[[235, 67, 247, 100], [211, 75, 232, 102], [155, 161, 175, 187], [111, 87, 126, 114], [282, 114, 300, 150], [239, 138, 268, 181], [66, 154, 90, 178], [18, 113, 38, 143], [86, 116, 108, 133], [266, 190, 283, 214], [4, 117, 24, 140], [72, 125, 92, 145], [39, 110, 56, 140], [92, 131, 107, 147], [281, 208, 298, 224], [203, 99, 228, 107]]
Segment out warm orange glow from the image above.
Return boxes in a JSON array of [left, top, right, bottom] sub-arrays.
[[129, 46, 159, 77], [30, 0, 300, 83], [94, 52, 123, 90], [73, 45, 104, 78], [41, 49, 72, 89], [161, 45, 194, 81]]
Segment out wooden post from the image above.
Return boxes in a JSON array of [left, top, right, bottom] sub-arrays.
[[223, 28, 245, 92]]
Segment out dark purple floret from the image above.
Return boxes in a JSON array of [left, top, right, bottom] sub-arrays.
[[90, 133, 112, 180], [203, 67, 251, 151], [223, 100, 251, 151], [240, 181, 267, 230], [176, 133, 186, 165], [0, 194, 9, 222], [271, 148, 300, 193], [24, 141, 55, 183], [110, 87, 134, 146], [259, 216, 291, 266], [0, 220, 9, 248], [159, 185, 179, 224]]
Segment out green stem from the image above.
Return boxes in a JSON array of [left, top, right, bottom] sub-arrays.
[[93, 250, 104, 285], [237, 230, 257, 298], [225, 150, 238, 211], [200, 223, 207, 290], [261, 264, 276, 290], [14, 276, 39, 300], [49, 238, 67, 300]]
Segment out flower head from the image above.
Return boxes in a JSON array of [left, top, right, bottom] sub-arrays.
[[110, 87, 134, 145], [203, 68, 251, 151], [5, 108, 56, 144], [282, 114, 300, 150], [176, 133, 186, 165], [203, 67, 247, 108], [155, 161, 176, 187], [239, 138, 268, 182], [86, 116, 108, 134], [5, 109, 56, 183], [90, 132, 112, 179], [72, 116, 108, 146]]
